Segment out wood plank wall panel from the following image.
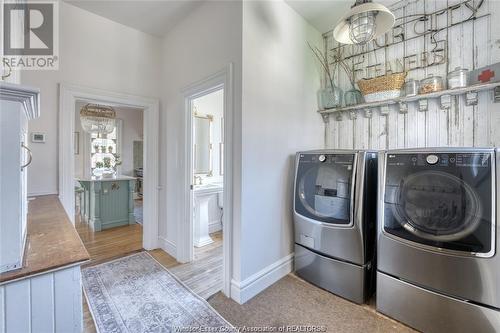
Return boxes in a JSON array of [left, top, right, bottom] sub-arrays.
[[325, 0, 500, 149], [0, 266, 82, 333]]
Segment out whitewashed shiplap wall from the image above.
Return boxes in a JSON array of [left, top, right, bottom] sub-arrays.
[[0, 266, 83, 333], [324, 0, 500, 149]]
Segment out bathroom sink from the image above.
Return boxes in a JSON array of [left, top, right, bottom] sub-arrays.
[[194, 183, 223, 195]]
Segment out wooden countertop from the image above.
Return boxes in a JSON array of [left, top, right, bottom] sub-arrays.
[[0, 195, 90, 284]]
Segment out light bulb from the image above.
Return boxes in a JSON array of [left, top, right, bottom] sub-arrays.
[[348, 11, 377, 44]]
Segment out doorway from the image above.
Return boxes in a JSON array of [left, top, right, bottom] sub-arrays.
[[73, 101, 145, 264], [58, 84, 160, 251], [179, 65, 234, 297]]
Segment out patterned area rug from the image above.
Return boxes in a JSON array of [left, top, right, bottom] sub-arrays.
[[82, 252, 233, 333]]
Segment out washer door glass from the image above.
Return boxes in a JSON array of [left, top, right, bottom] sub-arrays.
[[392, 171, 481, 241], [295, 153, 355, 224], [384, 153, 493, 254]]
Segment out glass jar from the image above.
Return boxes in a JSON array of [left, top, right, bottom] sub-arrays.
[[448, 67, 469, 89], [318, 85, 343, 109], [403, 79, 420, 97], [420, 74, 445, 94], [344, 88, 363, 106]]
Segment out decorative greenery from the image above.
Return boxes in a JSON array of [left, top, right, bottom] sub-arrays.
[[93, 144, 99, 152], [103, 157, 112, 169], [101, 145, 107, 153], [108, 145, 113, 153], [95, 161, 104, 168]]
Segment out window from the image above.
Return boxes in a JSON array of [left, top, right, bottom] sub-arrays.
[[88, 120, 122, 175]]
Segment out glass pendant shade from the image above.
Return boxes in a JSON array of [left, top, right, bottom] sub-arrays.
[[348, 11, 377, 44], [80, 104, 116, 134], [333, 1, 395, 45]]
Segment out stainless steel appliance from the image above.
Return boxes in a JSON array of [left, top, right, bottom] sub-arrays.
[[377, 148, 500, 333], [294, 150, 377, 304]]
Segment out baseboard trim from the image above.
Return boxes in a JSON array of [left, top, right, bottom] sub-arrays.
[[209, 221, 222, 233], [231, 253, 294, 304], [158, 236, 176, 258], [28, 191, 58, 198]]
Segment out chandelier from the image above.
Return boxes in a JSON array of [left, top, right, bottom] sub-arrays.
[[333, 0, 395, 45], [80, 103, 116, 134]]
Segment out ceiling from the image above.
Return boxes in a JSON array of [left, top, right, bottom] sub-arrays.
[[285, 0, 352, 34], [65, 0, 205, 37], [66, 0, 370, 38]]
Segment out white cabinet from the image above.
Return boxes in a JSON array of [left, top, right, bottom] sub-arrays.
[[0, 82, 40, 273]]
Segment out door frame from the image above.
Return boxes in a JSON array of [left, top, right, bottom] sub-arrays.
[[58, 83, 160, 250], [178, 64, 234, 297]]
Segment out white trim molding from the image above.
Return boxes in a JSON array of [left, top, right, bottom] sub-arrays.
[[158, 236, 177, 258], [208, 221, 222, 233], [0, 82, 40, 119], [58, 83, 160, 250], [230, 253, 294, 304]]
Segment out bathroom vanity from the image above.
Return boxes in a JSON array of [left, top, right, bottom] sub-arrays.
[[77, 175, 136, 231], [194, 183, 223, 247]]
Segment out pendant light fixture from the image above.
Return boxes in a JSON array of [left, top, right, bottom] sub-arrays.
[[333, 0, 395, 45], [80, 103, 116, 134]]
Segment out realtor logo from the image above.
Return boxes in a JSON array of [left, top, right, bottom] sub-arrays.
[[2, 1, 59, 70]]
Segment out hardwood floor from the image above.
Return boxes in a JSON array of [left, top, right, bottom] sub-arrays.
[[172, 232, 223, 299], [75, 215, 143, 267], [76, 216, 223, 333]]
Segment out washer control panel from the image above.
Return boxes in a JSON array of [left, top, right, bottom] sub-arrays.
[[387, 152, 491, 168]]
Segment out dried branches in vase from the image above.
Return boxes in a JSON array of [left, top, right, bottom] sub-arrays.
[[307, 42, 342, 110], [331, 48, 363, 106]]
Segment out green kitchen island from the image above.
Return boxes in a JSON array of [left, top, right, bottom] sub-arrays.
[[77, 175, 136, 232]]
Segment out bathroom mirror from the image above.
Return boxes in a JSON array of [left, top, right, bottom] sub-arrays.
[[194, 114, 213, 176]]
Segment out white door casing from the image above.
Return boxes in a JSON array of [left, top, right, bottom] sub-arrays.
[[179, 64, 234, 297]]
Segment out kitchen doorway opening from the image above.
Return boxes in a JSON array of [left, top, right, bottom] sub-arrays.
[[58, 84, 160, 252]]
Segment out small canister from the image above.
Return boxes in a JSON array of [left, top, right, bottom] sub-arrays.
[[420, 74, 445, 94], [403, 79, 420, 97], [448, 67, 469, 89]]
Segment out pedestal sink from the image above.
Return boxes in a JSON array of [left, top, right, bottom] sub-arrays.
[[193, 183, 223, 248]]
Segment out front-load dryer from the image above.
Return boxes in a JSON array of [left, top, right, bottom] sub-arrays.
[[294, 150, 377, 304], [377, 148, 500, 332]]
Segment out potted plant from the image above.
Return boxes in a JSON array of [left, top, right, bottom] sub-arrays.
[[308, 42, 342, 109], [102, 157, 114, 178], [93, 144, 99, 153], [112, 153, 122, 173], [108, 145, 113, 153], [100, 145, 107, 153], [93, 161, 104, 177]]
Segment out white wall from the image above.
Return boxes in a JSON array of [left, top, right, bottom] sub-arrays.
[[115, 108, 144, 176], [74, 103, 143, 178], [159, 0, 243, 266], [22, 1, 161, 196], [325, 0, 500, 149], [237, 0, 324, 297]]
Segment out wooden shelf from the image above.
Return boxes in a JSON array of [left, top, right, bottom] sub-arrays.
[[318, 81, 500, 117]]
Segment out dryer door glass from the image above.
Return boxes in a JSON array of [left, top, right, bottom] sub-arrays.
[[295, 153, 355, 224], [384, 152, 494, 254]]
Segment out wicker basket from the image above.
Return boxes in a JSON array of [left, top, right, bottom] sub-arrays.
[[357, 72, 407, 103]]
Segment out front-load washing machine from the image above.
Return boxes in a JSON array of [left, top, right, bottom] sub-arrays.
[[294, 150, 377, 304], [377, 148, 500, 332]]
